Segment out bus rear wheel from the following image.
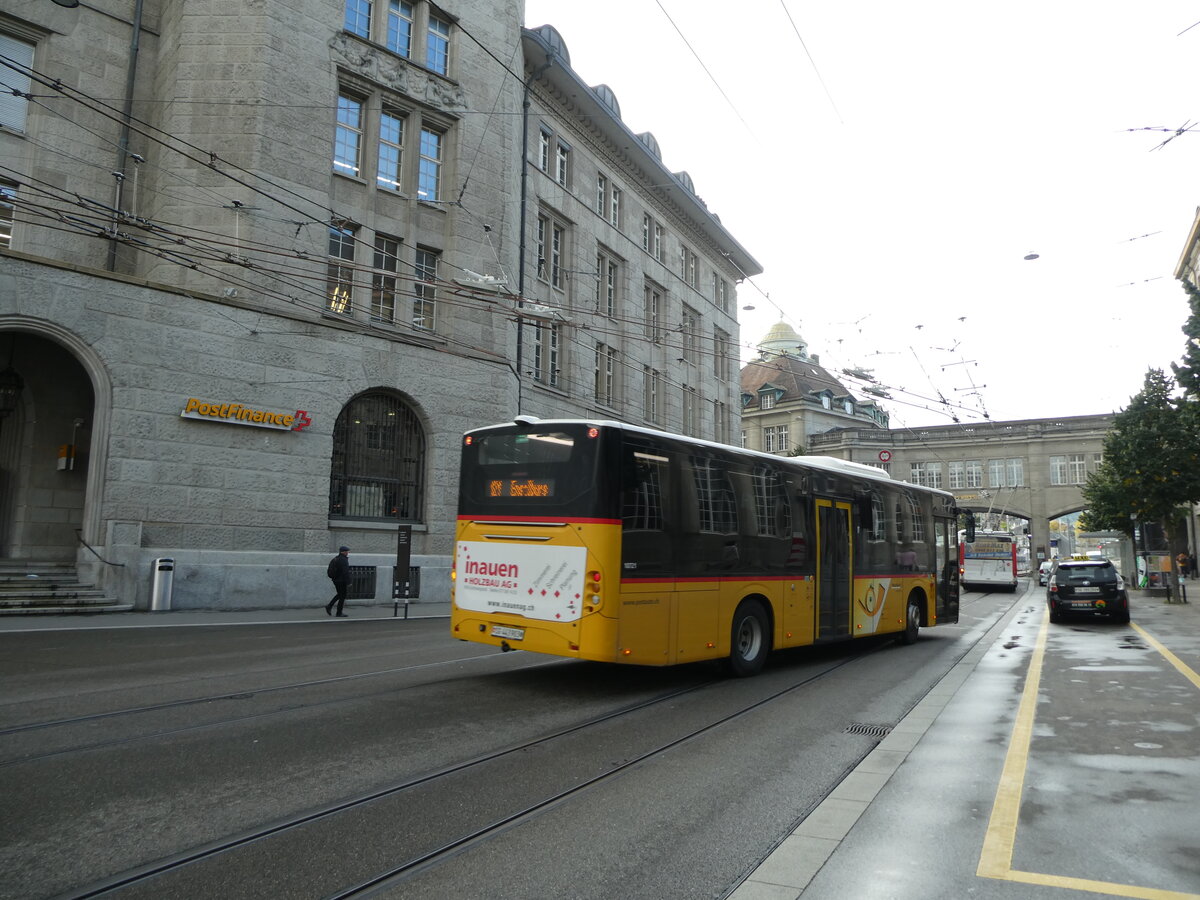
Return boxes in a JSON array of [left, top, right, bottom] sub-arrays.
[[899, 598, 921, 645], [729, 600, 770, 677]]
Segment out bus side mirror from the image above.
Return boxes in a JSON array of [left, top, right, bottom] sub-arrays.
[[965, 516, 976, 543]]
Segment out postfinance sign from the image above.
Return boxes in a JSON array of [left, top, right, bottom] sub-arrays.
[[180, 398, 313, 432]]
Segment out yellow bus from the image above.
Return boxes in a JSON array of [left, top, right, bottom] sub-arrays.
[[451, 417, 960, 675]]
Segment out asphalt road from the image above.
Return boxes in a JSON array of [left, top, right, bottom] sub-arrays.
[[0, 591, 1022, 900]]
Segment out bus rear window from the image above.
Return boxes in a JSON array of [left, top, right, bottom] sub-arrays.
[[476, 431, 577, 466], [460, 427, 608, 517]]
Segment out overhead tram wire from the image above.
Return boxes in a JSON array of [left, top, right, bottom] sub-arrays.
[[652, 1, 756, 138], [778, 0, 844, 125]]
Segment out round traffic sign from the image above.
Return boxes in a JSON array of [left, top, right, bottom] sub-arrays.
[[878, 450, 892, 462]]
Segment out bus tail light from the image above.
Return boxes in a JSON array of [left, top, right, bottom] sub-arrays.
[[587, 569, 602, 609]]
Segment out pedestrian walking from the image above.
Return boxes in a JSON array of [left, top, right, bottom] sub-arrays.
[[325, 546, 351, 617], [1179, 552, 1191, 579]]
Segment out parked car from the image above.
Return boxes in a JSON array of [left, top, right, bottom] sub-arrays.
[[1047, 558, 1130, 624], [1037, 561, 1054, 586]]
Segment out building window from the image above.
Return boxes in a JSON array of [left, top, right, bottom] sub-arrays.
[[344, 0, 371, 38], [1067, 453, 1085, 484], [376, 108, 405, 191], [417, 127, 443, 201], [426, 13, 450, 74], [413, 247, 438, 330], [1049, 455, 1068, 486], [682, 385, 698, 436], [713, 275, 730, 314], [595, 252, 620, 317], [948, 461, 964, 489], [1008, 457, 1026, 487], [533, 323, 560, 386], [537, 213, 566, 289], [713, 327, 731, 381], [989, 458, 1005, 487], [370, 234, 401, 322], [821, 394, 832, 410], [595, 343, 617, 406], [555, 142, 570, 186], [596, 173, 608, 216], [0, 182, 15, 249], [713, 400, 729, 444], [0, 34, 33, 133], [330, 391, 425, 522], [760, 392, 775, 410], [386, 0, 414, 56], [764, 425, 790, 454], [966, 459, 983, 488], [610, 186, 622, 228], [680, 246, 698, 288], [642, 215, 664, 262], [334, 93, 364, 178], [643, 366, 660, 423], [681, 305, 699, 364], [644, 283, 662, 340], [910, 462, 942, 488], [327, 224, 356, 313], [539, 129, 551, 172]]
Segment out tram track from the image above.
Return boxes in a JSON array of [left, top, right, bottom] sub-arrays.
[[60, 642, 891, 900], [0, 652, 563, 768]]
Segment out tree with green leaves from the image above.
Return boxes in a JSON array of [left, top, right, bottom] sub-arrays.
[[1079, 368, 1200, 595], [1172, 279, 1200, 398]]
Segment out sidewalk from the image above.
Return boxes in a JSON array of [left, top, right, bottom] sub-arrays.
[[0, 600, 452, 631], [733, 587, 1200, 899]]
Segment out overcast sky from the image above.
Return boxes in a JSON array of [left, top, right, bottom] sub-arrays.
[[522, 1, 1200, 428]]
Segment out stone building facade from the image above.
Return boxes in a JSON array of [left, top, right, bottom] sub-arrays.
[[739, 321, 889, 455], [0, 1, 758, 610]]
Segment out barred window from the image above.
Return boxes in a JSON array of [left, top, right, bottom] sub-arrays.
[[330, 392, 425, 522]]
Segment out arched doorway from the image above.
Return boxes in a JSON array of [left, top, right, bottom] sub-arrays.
[[0, 330, 97, 562]]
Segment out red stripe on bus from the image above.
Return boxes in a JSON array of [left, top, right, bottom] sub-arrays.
[[458, 515, 621, 525], [621, 572, 931, 585]]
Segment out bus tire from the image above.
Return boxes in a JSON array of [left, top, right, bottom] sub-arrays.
[[899, 598, 921, 645], [729, 600, 770, 677]]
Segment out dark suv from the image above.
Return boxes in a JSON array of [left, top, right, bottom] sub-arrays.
[[1047, 559, 1130, 624]]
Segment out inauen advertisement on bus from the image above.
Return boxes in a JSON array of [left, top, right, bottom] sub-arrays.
[[455, 541, 587, 622]]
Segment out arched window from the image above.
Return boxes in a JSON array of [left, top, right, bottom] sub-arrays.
[[329, 391, 425, 522]]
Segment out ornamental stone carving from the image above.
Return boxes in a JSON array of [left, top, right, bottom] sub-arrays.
[[330, 33, 465, 111]]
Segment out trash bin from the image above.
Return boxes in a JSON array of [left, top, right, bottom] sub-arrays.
[[150, 557, 175, 611]]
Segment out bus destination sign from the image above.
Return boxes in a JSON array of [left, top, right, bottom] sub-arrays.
[[489, 478, 554, 498]]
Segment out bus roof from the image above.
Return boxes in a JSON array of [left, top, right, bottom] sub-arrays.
[[467, 417, 955, 499]]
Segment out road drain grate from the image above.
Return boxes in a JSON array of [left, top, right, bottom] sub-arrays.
[[844, 723, 892, 737]]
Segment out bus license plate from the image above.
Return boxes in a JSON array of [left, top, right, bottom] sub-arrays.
[[491, 625, 524, 641]]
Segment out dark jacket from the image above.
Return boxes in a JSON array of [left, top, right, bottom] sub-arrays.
[[328, 553, 350, 585]]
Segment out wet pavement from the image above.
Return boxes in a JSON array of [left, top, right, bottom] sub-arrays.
[[733, 586, 1200, 899]]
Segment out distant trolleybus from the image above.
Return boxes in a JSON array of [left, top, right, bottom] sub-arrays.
[[451, 418, 961, 676], [958, 530, 1018, 592]]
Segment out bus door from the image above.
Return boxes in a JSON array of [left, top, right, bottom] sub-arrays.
[[815, 499, 852, 639], [935, 518, 959, 624]]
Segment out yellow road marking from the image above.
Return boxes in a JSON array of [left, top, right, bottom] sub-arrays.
[[976, 609, 1200, 898], [977, 608, 1047, 878], [1132, 622, 1200, 690]]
